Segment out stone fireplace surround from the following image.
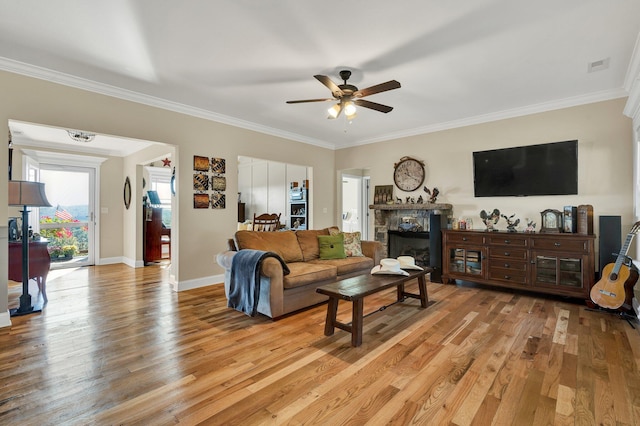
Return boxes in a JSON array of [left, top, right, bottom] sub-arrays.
[[370, 202, 453, 252], [370, 202, 453, 282]]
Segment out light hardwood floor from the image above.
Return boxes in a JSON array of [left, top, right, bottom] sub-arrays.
[[2, 263, 640, 425]]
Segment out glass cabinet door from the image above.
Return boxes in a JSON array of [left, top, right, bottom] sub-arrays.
[[534, 254, 583, 288], [535, 256, 557, 284], [558, 257, 583, 288], [449, 247, 483, 276]]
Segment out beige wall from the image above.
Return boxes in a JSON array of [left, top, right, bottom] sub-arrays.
[[336, 98, 634, 259], [0, 70, 336, 321]]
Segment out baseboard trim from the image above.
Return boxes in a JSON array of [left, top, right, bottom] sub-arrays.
[[103, 257, 144, 268], [0, 311, 11, 328], [98, 256, 125, 265], [174, 274, 224, 292]]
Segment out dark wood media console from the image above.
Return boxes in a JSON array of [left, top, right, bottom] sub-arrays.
[[441, 230, 596, 299]]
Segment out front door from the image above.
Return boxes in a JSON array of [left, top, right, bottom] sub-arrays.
[[38, 165, 96, 269]]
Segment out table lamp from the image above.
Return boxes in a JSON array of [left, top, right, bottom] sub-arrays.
[[8, 181, 51, 316]]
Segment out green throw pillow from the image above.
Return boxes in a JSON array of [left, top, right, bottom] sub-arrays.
[[318, 234, 347, 260]]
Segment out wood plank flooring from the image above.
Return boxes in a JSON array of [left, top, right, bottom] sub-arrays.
[[2, 263, 640, 425]]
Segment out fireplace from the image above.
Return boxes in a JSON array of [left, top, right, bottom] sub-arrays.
[[369, 201, 452, 283], [388, 231, 430, 265], [387, 214, 447, 282]]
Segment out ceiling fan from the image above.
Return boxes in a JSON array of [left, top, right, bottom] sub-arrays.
[[286, 70, 401, 120]]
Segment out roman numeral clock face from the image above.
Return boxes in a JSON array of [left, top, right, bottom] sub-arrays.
[[393, 157, 425, 192]]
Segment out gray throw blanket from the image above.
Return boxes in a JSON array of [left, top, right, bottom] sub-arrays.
[[228, 249, 289, 316]]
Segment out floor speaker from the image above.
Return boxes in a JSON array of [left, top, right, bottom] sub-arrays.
[[598, 215, 621, 279], [429, 214, 447, 283]]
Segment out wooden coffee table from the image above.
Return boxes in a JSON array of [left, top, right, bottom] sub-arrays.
[[316, 268, 432, 347]]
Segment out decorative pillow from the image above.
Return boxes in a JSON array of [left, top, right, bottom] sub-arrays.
[[318, 234, 347, 260], [328, 228, 364, 257], [343, 231, 364, 257]]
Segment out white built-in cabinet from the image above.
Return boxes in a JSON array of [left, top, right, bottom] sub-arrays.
[[238, 156, 308, 228]]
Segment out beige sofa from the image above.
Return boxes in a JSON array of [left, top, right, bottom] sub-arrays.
[[217, 228, 384, 319]]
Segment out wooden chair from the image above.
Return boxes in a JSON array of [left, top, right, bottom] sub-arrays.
[[252, 213, 281, 231]]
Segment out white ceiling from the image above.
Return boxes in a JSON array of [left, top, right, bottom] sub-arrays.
[[1, 0, 639, 152]]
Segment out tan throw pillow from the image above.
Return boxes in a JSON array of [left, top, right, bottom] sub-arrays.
[[328, 228, 364, 257], [295, 229, 329, 261], [235, 230, 303, 263]]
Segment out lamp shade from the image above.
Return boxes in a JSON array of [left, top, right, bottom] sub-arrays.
[[8, 181, 52, 207]]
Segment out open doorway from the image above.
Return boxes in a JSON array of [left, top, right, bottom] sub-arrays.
[[341, 172, 370, 239], [9, 120, 177, 272], [238, 156, 310, 230], [143, 163, 173, 264]]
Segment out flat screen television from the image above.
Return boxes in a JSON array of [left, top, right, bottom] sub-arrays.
[[473, 140, 578, 197]]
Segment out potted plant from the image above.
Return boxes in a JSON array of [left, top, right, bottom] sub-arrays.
[[48, 245, 63, 259], [62, 245, 78, 258]]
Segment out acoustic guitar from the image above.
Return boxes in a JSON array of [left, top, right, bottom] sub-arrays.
[[590, 221, 640, 311]]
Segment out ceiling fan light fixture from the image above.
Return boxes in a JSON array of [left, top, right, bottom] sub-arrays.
[[327, 103, 341, 119], [289, 70, 400, 120], [344, 101, 357, 118]]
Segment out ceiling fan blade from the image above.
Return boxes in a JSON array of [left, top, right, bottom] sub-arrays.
[[353, 99, 394, 113], [353, 80, 401, 98], [314, 75, 344, 97], [286, 98, 334, 104]]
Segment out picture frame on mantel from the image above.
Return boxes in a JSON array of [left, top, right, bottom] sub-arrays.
[[374, 185, 394, 205]]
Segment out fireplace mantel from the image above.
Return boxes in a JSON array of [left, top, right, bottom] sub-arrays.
[[369, 203, 453, 211]]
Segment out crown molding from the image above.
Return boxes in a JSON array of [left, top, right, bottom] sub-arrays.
[[623, 32, 640, 125], [349, 89, 628, 148], [0, 57, 334, 150], [1, 56, 632, 151]]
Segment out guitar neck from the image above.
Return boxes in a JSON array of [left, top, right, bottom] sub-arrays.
[[613, 232, 636, 273]]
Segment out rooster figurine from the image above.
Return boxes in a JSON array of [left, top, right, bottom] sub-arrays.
[[423, 186, 440, 203]]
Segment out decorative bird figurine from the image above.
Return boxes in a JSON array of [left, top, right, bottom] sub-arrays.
[[423, 186, 440, 203], [501, 213, 520, 232], [480, 209, 501, 231], [525, 219, 536, 233]]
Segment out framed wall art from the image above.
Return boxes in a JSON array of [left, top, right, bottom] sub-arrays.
[[211, 192, 226, 209], [193, 155, 210, 172], [211, 157, 226, 174], [193, 193, 210, 209], [212, 176, 226, 191], [193, 173, 209, 191], [192, 155, 227, 209]]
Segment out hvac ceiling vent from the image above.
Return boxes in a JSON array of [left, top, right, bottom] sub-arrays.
[[587, 57, 610, 73]]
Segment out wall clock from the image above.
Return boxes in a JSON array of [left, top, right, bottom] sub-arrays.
[[393, 156, 425, 192]]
